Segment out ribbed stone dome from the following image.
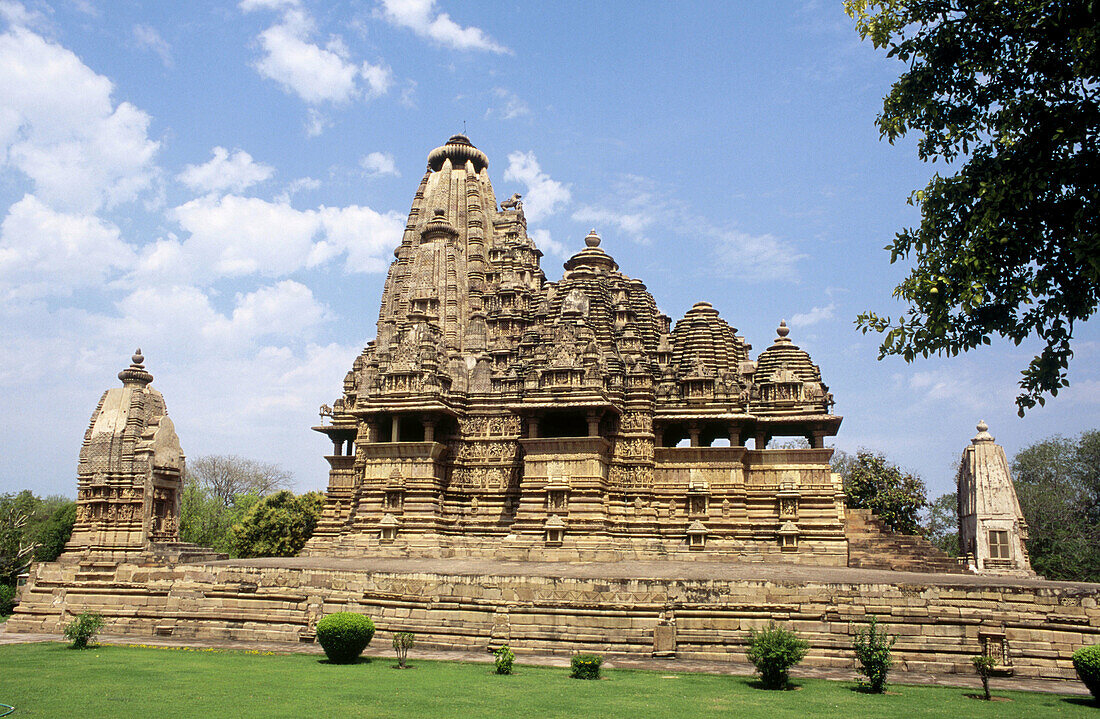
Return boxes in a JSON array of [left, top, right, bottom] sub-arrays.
[[670, 302, 747, 378], [754, 321, 820, 382], [427, 134, 489, 172]]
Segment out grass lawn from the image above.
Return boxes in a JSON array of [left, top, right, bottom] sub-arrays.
[[0, 642, 1094, 719]]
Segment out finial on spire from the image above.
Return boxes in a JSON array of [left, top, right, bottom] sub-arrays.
[[585, 229, 601, 248], [973, 419, 994, 443], [118, 348, 153, 386], [777, 320, 790, 339]]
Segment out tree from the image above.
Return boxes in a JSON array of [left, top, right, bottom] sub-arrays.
[[186, 455, 292, 508], [230, 490, 325, 558], [1012, 430, 1100, 582], [178, 478, 260, 555], [0, 491, 75, 584], [842, 451, 928, 534], [846, 0, 1100, 414], [922, 491, 960, 557]]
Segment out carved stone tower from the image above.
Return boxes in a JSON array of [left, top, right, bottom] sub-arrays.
[[308, 135, 846, 562], [957, 420, 1035, 576], [66, 350, 186, 556]]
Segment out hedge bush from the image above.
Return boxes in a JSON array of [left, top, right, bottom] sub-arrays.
[[746, 621, 808, 689], [570, 653, 603, 680], [852, 615, 897, 693], [494, 645, 515, 675], [1073, 644, 1100, 700], [392, 631, 415, 668], [315, 612, 375, 664], [972, 655, 996, 700], [0, 584, 15, 616], [63, 611, 104, 649]]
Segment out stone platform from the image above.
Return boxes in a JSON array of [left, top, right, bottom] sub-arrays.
[[8, 556, 1099, 680]]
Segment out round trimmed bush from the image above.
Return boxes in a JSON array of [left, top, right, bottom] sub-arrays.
[[1073, 644, 1100, 700], [315, 612, 375, 664]]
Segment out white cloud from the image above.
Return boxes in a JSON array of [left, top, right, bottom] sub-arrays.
[[378, 0, 509, 54], [304, 108, 330, 136], [503, 151, 570, 223], [252, 11, 360, 104], [246, 5, 393, 109], [133, 23, 172, 67], [360, 151, 399, 177], [571, 174, 663, 244], [172, 194, 326, 277], [277, 176, 321, 203], [487, 87, 529, 120], [239, 0, 300, 10], [360, 61, 392, 98], [177, 146, 275, 194], [790, 303, 837, 327], [0, 194, 135, 297], [318, 204, 405, 273], [0, 1, 44, 28], [529, 228, 565, 259], [163, 194, 404, 280], [0, 26, 160, 211], [711, 229, 805, 282]]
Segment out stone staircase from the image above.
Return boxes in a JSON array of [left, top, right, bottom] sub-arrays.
[[845, 508, 966, 573]]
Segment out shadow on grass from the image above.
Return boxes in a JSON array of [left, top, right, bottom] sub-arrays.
[[743, 678, 803, 691], [1062, 696, 1099, 708], [847, 685, 900, 695], [316, 656, 372, 665]]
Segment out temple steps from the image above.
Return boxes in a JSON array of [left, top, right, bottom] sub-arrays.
[[845, 508, 965, 573]]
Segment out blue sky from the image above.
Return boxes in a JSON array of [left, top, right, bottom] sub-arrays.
[[1, 0, 1097, 501]]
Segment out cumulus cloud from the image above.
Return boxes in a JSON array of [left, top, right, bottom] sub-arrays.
[[360, 61, 392, 98], [504, 151, 570, 223], [177, 146, 275, 194], [133, 23, 172, 67], [790, 303, 837, 327], [0, 25, 160, 212], [529, 228, 565, 259], [244, 3, 393, 108], [0, 194, 135, 298], [378, 0, 509, 54], [159, 194, 404, 280], [0, 0, 45, 28], [360, 151, 399, 177]]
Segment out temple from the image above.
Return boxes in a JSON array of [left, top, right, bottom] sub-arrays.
[[9, 137, 1096, 683], [307, 134, 849, 562]]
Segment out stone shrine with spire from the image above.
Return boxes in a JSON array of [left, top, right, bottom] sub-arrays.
[[307, 135, 847, 562]]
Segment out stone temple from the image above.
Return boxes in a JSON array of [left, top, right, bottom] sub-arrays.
[[7, 136, 1098, 681], [308, 133, 849, 563]]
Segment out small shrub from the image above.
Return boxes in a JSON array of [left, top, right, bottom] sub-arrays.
[[0, 584, 16, 616], [63, 611, 104, 649], [1073, 644, 1100, 701], [972, 655, 996, 700], [392, 631, 415, 668], [852, 615, 897, 693], [494, 644, 515, 675], [315, 612, 375, 664], [746, 621, 808, 689], [570, 653, 603, 680]]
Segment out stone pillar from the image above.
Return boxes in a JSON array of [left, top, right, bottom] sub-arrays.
[[424, 418, 436, 443], [586, 411, 601, 437], [754, 432, 768, 450], [528, 417, 539, 438], [332, 439, 342, 456], [729, 428, 741, 447], [688, 423, 701, 447], [391, 416, 400, 443]]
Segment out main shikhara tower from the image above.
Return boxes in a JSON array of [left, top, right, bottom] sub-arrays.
[[308, 135, 846, 561]]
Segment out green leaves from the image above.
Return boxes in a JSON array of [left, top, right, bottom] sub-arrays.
[[850, 0, 1100, 413], [841, 451, 927, 535]]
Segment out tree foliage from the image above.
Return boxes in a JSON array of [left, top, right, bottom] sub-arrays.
[[842, 451, 928, 534], [179, 454, 292, 554], [922, 491, 960, 556], [230, 490, 324, 558], [186, 454, 292, 507], [847, 0, 1100, 414], [0, 491, 75, 585], [1012, 429, 1100, 582]]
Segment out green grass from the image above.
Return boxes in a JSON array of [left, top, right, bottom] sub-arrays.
[[0, 642, 1094, 719]]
